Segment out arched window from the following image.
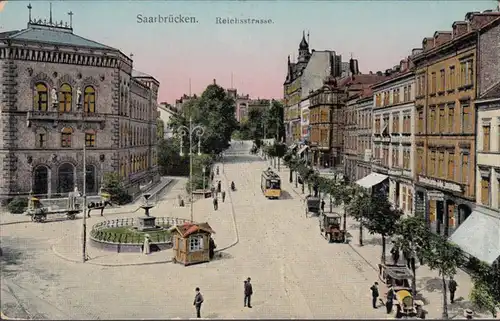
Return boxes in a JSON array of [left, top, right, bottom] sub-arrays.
[[61, 127, 73, 147], [34, 83, 48, 111], [85, 130, 96, 147], [84, 86, 96, 113], [58, 83, 72, 112]]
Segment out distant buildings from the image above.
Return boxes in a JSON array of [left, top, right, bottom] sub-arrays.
[[158, 103, 178, 138], [0, 10, 160, 201], [227, 88, 270, 123]]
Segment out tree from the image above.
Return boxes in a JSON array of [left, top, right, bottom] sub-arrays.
[[156, 118, 165, 140], [467, 258, 500, 317], [101, 172, 132, 205], [157, 137, 189, 176], [394, 216, 432, 296], [264, 100, 285, 141], [168, 83, 238, 157], [423, 235, 466, 319], [247, 108, 264, 140], [470, 277, 499, 317], [346, 188, 372, 246]]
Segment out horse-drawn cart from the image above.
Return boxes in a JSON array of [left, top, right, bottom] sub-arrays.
[[305, 196, 321, 217], [319, 211, 346, 243]]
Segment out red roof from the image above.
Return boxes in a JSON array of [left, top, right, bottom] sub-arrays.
[[174, 222, 215, 238]]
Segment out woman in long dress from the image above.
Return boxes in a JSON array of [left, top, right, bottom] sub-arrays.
[[143, 234, 151, 255]]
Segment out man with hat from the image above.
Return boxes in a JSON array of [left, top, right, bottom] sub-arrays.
[[244, 277, 253, 308]]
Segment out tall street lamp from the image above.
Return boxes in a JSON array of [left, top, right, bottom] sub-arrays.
[[202, 166, 206, 194], [177, 116, 205, 222]]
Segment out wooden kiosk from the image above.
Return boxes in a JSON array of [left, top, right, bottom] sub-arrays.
[[170, 222, 216, 266]]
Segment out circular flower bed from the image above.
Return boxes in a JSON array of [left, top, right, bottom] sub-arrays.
[[90, 217, 192, 253]]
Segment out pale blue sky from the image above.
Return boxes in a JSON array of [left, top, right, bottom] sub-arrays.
[[0, 0, 496, 101]]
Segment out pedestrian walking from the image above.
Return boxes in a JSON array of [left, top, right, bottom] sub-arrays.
[[449, 277, 458, 303], [193, 287, 204, 318], [216, 166, 219, 175], [213, 197, 218, 211], [390, 243, 400, 265], [386, 286, 395, 314], [209, 237, 216, 260], [321, 199, 325, 212], [210, 172, 214, 182], [143, 234, 151, 255], [222, 190, 226, 202], [244, 277, 253, 308], [211, 186, 215, 197], [370, 282, 379, 309], [217, 181, 221, 193], [403, 250, 411, 268]]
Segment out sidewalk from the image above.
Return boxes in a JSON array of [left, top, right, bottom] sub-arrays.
[[275, 166, 483, 319]]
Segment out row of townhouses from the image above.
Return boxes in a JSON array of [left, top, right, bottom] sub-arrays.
[[283, 11, 500, 265]]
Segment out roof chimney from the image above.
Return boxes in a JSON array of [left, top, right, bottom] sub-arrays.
[[411, 48, 423, 56], [422, 37, 435, 51], [433, 31, 452, 48], [467, 11, 500, 30]]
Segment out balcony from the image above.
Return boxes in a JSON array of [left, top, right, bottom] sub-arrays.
[[27, 111, 106, 123], [381, 136, 391, 143], [372, 162, 388, 174], [402, 169, 412, 178], [400, 135, 412, 144], [391, 134, 401, 143], [388, 168, 403, 177], [373, 136, 382, 143]]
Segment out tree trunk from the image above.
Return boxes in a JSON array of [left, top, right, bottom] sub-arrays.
[[273, 157, 276, 168], [359, 222, 364, 246], [442, 275, 449, 319], [289, 170, 293, 183], [329, 195, 333, 212], [412, 272, 417, 298], [278, 158, 280, 171], [301, 182, 304, 194], [343, 207, 347, 243], [295, 172, 298, 187], [381, 235, 386, 264]]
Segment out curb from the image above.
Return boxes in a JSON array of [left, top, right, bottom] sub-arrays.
[[1, 311, 26, 320], [215, 160, 239, 253]]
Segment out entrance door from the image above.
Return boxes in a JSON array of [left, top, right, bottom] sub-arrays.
[[58, 163, 74, 194], [33, 166, 48, 196]]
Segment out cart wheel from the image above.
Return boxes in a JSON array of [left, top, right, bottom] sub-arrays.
[[68, 214, 76, 220], [41, 215, 47, 222]]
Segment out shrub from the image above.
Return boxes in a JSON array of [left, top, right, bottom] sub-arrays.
[[7, 197, 28, 214], [102, 173, 132, 205]]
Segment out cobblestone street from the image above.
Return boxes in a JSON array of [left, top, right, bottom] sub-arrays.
[[0, 141, 479, 319]]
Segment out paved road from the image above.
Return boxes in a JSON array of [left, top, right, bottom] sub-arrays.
[[1, 141, 391, 319]]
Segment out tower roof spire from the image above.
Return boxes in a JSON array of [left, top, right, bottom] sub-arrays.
[[49, 2, 53, 25], [299, 30, 309, 50]]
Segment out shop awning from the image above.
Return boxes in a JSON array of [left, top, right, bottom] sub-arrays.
[[297, 145, 309, 156], [355, 173, 388, 189], [449, 211, 500, 265]]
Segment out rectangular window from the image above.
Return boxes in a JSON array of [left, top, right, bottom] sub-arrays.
[[483, 126, 490, 152], [417, 148, 424, 174], [431, 72, 437, 94], [189, 235, 204, 252], [375, 118, 381, 134], [402, 186, 407, 210], [449, 66, 455, 90], [85, 133, 96, 147], [481, 177, 490, 206], [403, 86, 408, 102], [439, 107, 445, 133], [61, 133, 72, 148], [461, 153, 469, 184], [447, 152, 455, 181], [429, 107, 436, 133], [392, 114, 399, 134], [439, 69, 445, 92], [462, 103, 471, 133], [447, 104, 455, 133], [37, 133, 46, 148], [392, 147, 398, 168], [417, 109, 424, 133], [429, 150, 436, 176], [408, 191, 413, 213], [460, 60, 474, 86], [403, 115, 410, 134], [438, 151, 445, 178]]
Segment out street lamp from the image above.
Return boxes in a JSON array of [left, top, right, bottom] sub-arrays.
[[177, 116, 205, 222], [202, 166, 206, 194]]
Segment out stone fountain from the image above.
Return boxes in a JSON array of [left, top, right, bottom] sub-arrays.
[[136, 194, 158, 231]]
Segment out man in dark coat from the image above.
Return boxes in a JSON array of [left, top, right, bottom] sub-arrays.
[[321, 200, 325, 212], [209, 237, 216, 259], [217, 181, 221, 193], [222, 190, 226, 202], [386, 286, 395, 314], [213, 197, 218, 211], [193, 287, 204, 318], [244, 277, 253, 308], [370, 282, 379, 309], [390, 243, 400, 265], [449, 277, 458, 303]]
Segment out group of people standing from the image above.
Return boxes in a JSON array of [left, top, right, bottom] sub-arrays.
[[192, 277, 253, 318]]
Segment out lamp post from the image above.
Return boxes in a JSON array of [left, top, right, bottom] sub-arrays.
[[177, 116, 205, 222], [75, 89, 88, 263], [202, 166, 206, 194]]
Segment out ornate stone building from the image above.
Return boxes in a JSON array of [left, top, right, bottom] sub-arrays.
[[0, 14, 159, 201]]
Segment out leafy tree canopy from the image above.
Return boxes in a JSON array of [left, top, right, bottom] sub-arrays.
[[168, 83, 238, 156], [156, 118, 165, 140]]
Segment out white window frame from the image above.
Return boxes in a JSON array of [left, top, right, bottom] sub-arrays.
[[189, 235, 204, 252]]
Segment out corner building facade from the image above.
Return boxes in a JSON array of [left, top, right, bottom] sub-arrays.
[[0, 19, 159, 201], [412, 13, 500, 237]]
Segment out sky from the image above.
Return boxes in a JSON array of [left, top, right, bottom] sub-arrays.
[[0, 0, 497, 103]]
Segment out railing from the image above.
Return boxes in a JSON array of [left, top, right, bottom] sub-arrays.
[[27, 111, 105, 122], [90, 217, 192, 244]]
